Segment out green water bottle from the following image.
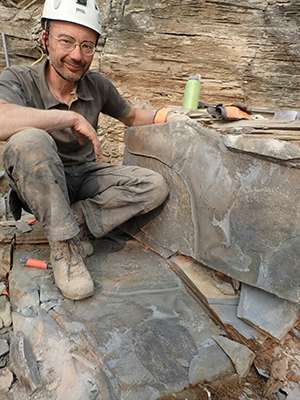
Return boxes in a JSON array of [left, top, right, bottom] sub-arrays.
[[183, 74, 201, 111]]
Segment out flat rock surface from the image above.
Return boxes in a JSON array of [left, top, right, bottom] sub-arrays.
[[8, 234, 228, 400]]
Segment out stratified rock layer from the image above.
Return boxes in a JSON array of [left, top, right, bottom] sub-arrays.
[[0, 1, 300, 163]]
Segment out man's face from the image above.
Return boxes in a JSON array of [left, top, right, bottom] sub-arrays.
[[44, 20, 98, 82]]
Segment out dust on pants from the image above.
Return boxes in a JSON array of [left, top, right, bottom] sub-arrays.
[[3, 128, 169, 241]]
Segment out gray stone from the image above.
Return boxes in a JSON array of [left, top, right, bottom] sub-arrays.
[[274, 390, 288, 400], [237, 284, 299, 340], [188, 339, 235, 384], [210, 302, 263, 342], [39, 277, 62, 311], [0, 297, 11, 328], [0, 354, 9, 368], [123, 120, 300, 302], [224, 135, 300, 161], [15, 220, 32, 234], [213, 335, 256, 378], [0, 282, 6, 294], [0, 368, 13, 393], [291, 328, 300, 340], [10, 331, 42, 394], [0, 339, 9, 357], [39, 278, 61, 303], [0, 244, 12, 280], [9, 246, 50, 317], [0, 327, 11, 339], [40, 300, 60, 312]]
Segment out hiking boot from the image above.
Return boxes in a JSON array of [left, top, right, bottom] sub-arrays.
[[49, 237, 94, 300], [71, 202, 94, 257]]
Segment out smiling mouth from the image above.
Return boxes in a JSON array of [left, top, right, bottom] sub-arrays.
[[65, 63, 82, 72]]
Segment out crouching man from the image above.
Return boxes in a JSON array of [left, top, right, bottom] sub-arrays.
[[0, 0, 169, 300]]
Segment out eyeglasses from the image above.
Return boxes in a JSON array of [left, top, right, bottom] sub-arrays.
[[49, 33, 96, 56]]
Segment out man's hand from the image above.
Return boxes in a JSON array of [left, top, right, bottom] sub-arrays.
[[71, 113, 102, 161]]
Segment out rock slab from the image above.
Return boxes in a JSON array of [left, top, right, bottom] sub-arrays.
[[237, 284, 299, 340], [124, 119, 300, 303]]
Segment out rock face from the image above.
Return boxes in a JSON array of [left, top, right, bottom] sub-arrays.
[[101, 0, 300, 109], [0, 1, 299, 162]]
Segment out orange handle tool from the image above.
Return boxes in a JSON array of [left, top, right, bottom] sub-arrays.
[[26, 218, 38, 225], [25, 258, 47, 270]]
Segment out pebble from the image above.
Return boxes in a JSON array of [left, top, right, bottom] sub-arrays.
[[0, 297, 11, 328], [0, 368, 13, 393]]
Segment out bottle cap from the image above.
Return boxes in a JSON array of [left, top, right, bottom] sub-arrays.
[[189, 74, 201, 81]]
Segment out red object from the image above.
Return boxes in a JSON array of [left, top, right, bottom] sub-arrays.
[[25, 258, 47, 270], [1, 289, 9, 297], [27, 218, 37, 225]]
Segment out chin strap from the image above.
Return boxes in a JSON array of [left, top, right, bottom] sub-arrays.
[[31, 47, 47, 66]]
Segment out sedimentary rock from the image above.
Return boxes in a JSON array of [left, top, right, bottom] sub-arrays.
[[123, 118, 300, 303]]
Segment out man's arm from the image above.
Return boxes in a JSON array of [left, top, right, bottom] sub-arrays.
[[118, 106, 156, 127], [0, 102, 101, 159], [0, 101, 77, 140], [118, 106, 180, 127]]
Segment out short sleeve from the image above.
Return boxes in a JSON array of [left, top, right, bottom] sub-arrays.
[[101, 79, 130, 119], [0, 68, 27, 106]]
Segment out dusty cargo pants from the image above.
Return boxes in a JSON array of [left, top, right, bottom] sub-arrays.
[[3, 128, 169, 241]]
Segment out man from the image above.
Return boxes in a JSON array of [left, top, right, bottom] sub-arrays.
[[0, 0, 170, 300]]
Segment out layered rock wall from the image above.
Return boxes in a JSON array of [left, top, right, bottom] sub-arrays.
[[0, 0, 299, 162], [100, 0, 300, 109]]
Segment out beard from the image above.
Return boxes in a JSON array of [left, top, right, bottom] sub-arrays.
[[49, 56, 89, 83]]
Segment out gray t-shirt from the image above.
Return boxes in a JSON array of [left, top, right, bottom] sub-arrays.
[[0, 59, 130, 165]]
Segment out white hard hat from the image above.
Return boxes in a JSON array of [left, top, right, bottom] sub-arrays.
[[42, 0, 101, 35]]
